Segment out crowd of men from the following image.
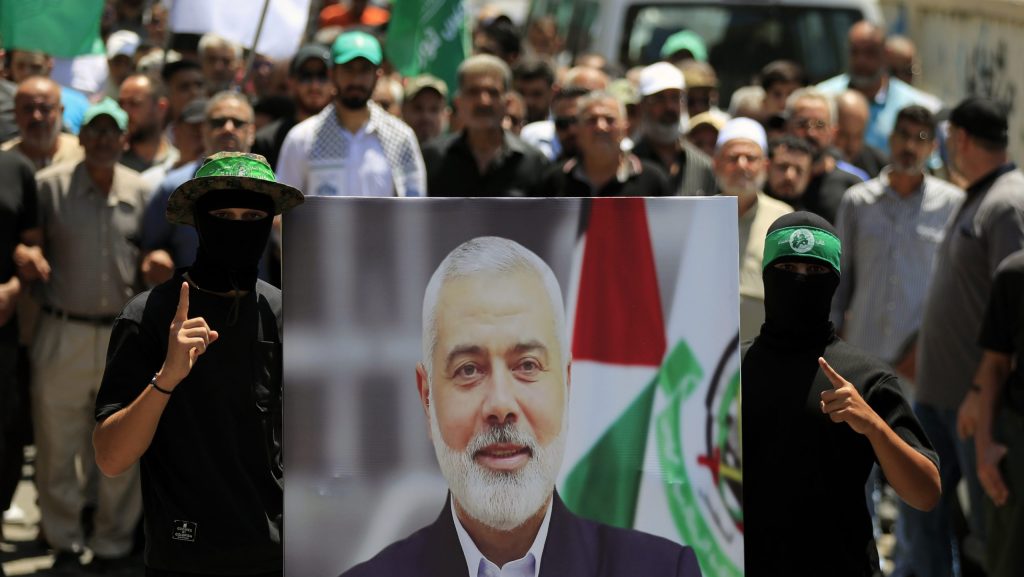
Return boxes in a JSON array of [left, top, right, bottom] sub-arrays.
[[1, 0, 1023, 576]]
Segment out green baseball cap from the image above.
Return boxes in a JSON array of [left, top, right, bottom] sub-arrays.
[[167, 152, 304, 226], [660, 30, 708, 63], [83, 98, 128, 131], [331, 31, 382, 66]]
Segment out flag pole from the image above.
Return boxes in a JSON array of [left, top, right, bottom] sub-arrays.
[[238, 0, 272, 91]]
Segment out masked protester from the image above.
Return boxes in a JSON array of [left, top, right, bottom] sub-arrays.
[[741, 211, 941, 577], [92, 152, 303, 576]]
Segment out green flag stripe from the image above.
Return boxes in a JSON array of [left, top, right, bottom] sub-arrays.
[[0, 0, 105, 58], [561, 375, 659, 527]]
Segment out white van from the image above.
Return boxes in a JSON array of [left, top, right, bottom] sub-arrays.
[[528, 0, 882, 101]]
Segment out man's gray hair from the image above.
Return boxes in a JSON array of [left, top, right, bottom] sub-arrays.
[[457, 54, 512, 92], [421, 237, 568, 380], [205, 90, 253, 120], [577, 91, 626, 122], [198, 33, 243, 60], [786, 87, 837, 125]]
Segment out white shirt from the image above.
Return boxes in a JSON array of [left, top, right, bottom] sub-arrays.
[[451, 498, 553, 577], [276, 103, 396, 197]]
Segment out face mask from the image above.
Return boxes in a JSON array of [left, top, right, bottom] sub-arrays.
[[190, 190, 275, 293], [762, 265, 838, 339]]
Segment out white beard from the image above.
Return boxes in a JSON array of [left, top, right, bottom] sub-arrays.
[[429, 393, 567, 532]]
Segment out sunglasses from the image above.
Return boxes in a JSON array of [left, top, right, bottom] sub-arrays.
[[296, 71, 329, 84], [208, 117, 250, 129]]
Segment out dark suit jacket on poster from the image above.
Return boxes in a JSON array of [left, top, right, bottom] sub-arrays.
[[339, 493, 703, 577]]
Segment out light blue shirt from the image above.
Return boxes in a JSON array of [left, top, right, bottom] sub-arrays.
[[452, 498, 553, 577], [818, 74, 943, 156]]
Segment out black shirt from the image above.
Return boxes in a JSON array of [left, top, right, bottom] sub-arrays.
[[536, 155, 671, 197], [0, 150, 38, 343], [791, 166, 864, 223], [421, 130, 549, 197], [253, 116, 298, 173], [96, 273, 282, 574], [742, 331, 938, 577], [631, 137, 717, 196], [979, 249, 1024, 413], [852, 145, 889, 179]]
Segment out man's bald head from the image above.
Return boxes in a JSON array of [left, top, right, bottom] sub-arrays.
[[562, 66, 609, 92], [847, 21, 887, 91], [119, 74, 166, 136], [14, 76, 63, 155], [835, 90, 870, 161], [886, 36, 918, 84]]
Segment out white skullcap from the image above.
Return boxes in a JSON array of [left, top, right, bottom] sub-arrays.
[[639, 62, 686, 97], [106, 30, 141, 60], [715, 117, 767, 153]]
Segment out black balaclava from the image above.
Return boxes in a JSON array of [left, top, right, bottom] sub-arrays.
[[190, 189, 275, 295], [761, 211, 841, 344]]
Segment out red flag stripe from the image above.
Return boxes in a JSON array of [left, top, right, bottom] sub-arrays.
[[571, 198, 667, 366]]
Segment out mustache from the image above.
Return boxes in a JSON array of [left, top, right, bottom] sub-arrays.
[[466, 422, 538, 457]]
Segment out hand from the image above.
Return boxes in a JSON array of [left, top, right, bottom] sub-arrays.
[[0, 279, 17, 327], [976, 436, 1009, 506], [956, 391, 979, 439], [141, 250, 175, 286], [159, 282, 219, 389], [819, 357, 882, 436], [14, 244, 50, 282]]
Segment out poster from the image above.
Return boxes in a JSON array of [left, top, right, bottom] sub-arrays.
[[283, 196, 742, 576]]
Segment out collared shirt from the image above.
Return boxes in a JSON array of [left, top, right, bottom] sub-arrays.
[[276, 101, 425, 197], [451, 498, 553, 577], [2, 133, 84, 172], [34, 162, 147, 315], [520, 120, 560, 161], [536, 154, 670, 197], [817, 74, 943, 156], [738, 191, 794, 342], [917, 164, 1024, 408], [831, 168, 965, 363], [421, 130, 550, 197]]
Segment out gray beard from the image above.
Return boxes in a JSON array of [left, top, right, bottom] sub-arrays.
[[644, 120, 680, 145], [429, 390, 566, 532]]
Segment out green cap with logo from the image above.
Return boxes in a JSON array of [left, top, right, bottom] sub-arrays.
[[763, 226, 841, 274], [166, 152, 304, 226], [331, 31, 382, 66], [83, 98, 129, 131]]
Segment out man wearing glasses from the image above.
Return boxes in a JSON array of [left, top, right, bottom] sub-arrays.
[[254, 44, 334, 170], [15, 99, 148, 573], [784, 87, 865, 223]]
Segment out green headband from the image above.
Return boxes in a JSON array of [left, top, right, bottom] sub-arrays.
[[763, 226, 841, 273]]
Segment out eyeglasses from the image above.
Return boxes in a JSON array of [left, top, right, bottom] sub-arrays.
[[554, 116, 578, 130], [208, 116, 250, 129], [296, 71, 329, 84], [792, 118, 828, 131]]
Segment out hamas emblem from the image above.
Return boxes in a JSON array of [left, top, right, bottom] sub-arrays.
[[788, 229, 815, 253]]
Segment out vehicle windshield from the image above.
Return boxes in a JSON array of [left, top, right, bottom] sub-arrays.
[[624, 4, 861, 102]]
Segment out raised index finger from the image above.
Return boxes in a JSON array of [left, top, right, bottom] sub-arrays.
[[175, 281, 190, 323], [818, 357, 845, 390]]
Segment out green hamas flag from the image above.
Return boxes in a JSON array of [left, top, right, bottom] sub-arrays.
[[0, 0, 105, 58], [385, 0, 468, 97]]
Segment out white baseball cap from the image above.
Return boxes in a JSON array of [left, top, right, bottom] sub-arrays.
[[107, 30, 141, 60], [639, 62, 686, 97]]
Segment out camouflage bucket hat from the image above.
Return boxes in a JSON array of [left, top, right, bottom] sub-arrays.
[[166, 152, 305, 226]]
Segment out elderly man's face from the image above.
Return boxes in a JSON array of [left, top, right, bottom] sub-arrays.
[[578, 99, 624, 159], [14, 81, 62, 152], [456, 72, 507, 131], [714, 139, 767, 196], [788, 100, 834, 148], [202, 44, 240, 91], [417, 269, 568, 530]]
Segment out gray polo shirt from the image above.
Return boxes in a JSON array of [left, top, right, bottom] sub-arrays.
[[916, 165, 1024, 409], [831, 168, 965, 363], [35, 161, 147, 316]]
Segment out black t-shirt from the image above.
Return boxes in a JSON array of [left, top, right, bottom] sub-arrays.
[[96, 273, 283, 574], [535, 156, 671, 197], [742, 334, 938, 577], [0, 150, 38, 343], [252, 116, 297, 173], [979, 249, 1024, 412], [800, 167, 864, 223], [421, 130, 550, 197]]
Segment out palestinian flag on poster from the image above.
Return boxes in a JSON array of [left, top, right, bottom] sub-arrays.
[[559, 198, 744, 576]]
